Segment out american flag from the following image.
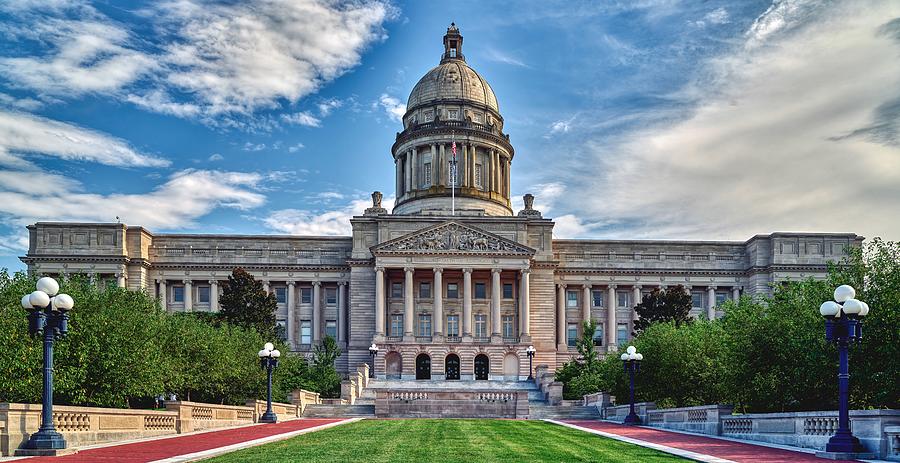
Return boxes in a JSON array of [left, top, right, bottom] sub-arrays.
[[451, 140, 457, 160]]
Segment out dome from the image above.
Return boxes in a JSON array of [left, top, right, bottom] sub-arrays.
[[406, 61, 499, 113]]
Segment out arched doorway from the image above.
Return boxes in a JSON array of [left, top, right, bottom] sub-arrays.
[[474, 354, 489, 380], [445, 354, 460, 380], [503, 353, 519, 381], [415, 353, 431, 380], [385, 352, 402, 379]]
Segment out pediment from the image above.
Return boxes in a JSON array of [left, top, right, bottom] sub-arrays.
[[372, 221, 535, 256]]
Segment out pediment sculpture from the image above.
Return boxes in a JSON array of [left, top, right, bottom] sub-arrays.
[[374, 222, 534, 255]]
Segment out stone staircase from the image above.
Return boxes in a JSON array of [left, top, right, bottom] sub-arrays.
[[528, 403, 602, 420], [302, 404, 375, 418]]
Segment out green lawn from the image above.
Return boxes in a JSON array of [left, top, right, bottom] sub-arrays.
[[206, 419, 684, 463]]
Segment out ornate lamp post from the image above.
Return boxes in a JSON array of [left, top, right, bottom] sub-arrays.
[[620, 345, 643, 425], [257, 342, 280, 423], [818, 285, 870, 456], [368, 343, 379, 379], [19, 277, 75, 453], [525, 345, 536, 380]]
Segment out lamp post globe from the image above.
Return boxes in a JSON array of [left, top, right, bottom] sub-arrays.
[[621, 345, 643, 425], [19, 277, 75, 455], [258, 343, 279, 423], [818, 285, 871, 457], [525, 345, 536, 380], [368, 343, 379, 378]]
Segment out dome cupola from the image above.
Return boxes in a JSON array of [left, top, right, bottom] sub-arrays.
[[392, 24, 514, 217]]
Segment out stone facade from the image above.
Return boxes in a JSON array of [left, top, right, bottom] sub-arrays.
[[20, 24, 862, 383]]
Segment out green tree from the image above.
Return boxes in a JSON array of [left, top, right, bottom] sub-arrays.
[[632, 285, 693, 335], [308, 336, 342, 398], [218, 268, 277, 337], [555, 320, 601, 399]]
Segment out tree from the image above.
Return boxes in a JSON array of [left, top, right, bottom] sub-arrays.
[[218, 268, 277, 337], [308, 336, 342, 398], [632, 285, 693, 335], [555, 320, 602, 399]]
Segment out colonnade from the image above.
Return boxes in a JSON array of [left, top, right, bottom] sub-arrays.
[[395, 142, 510, 197]]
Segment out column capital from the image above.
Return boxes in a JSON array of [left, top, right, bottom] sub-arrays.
[[374, 266, 385, 273], [608, 284, 618, 289], [584, 283, 592, 289], [209, 279, 218, 285], [182, 279, 192, 285], [287, 280, 296, 286], [634, 284, 642, 289], [432, 267, 443, 274], [557, 283, 567, 289], [338, 281, 348, 287], [312, 281, 322, 287], [156, 278, 165, 284], [404, 266, 415, 274], [520, 268, 531, 275], [462, 267, 473, 274], [708, 285, 718, 290], [491, 268, 502, 275]]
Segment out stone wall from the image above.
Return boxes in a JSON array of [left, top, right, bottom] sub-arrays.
[[374, 389, 529, 418]]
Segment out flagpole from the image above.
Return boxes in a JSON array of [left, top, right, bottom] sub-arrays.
[[451, 132, 456, 216]]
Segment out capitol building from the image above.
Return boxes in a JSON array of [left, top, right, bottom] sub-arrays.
[[22, 25, 861, 382]]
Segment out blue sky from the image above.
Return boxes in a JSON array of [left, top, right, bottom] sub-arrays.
[[1, 0, 899, 270]]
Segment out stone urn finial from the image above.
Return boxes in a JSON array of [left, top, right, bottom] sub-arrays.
[[518, 193, 541, 218], [523, 193, 534, 210], [372, 191, 383, 208]]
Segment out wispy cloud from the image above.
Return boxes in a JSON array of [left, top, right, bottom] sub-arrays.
[[242, 142, 266, 152], [483, 48, 528, 67], [377, 93, 405, 122], [263, 195, 395, 236], [281, 111, 321, 127], [288, 142, 305, 153]]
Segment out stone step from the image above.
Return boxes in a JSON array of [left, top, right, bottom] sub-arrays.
[[302, 404, 375, 418], [528, 405, 601, 420]]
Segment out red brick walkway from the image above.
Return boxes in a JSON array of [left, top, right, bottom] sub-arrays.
[[562, 420, 859, 463], [21, 418, 345, 463]]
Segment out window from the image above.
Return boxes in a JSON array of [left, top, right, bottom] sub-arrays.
[[391, 282, 403, 299], [419, 282, 431, 299], [567, 290, 578, 308], [447, 283, 459, 299], [474, 314, 487, 338], [593, 325, 604, 346], [424, 162, 432, 185], [390, 314, 403, 337], [325, 320, 337, 339], [172, 285, 184, 303], [503, 283, 514, 299], [617, 323, 629, 346], [446, 314, 459, 337], [424, 110, 434, 122], [300, 288, 312, 304], [300, 321, 312, 345], [691, 291, 704, 308], [325, 288, 337, 305], [474, 282, 486, 299], [417, 314, 432, 337], [502, 315, 514, 338], [274, 286, 286, 304], [473, 112, 483, 124], [567, 323, 578, 347], [715, 292, 729, 306], [474, 164, 483, 188], [198, 285, 210, 304], [448, 109, 458, 120], [592, 290, 604, 307], [617, 291, 631, 308]]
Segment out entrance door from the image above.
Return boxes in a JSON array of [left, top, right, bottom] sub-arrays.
[[474, 354, 489, 380], [445, 354, 460, 380], [415, 354, 431, 380]]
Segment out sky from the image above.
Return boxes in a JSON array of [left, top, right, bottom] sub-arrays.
[[0, 0, 898, 271]]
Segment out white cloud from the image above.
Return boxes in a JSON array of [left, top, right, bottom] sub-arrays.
[[483, 48, 528, 67], [704, 7, 730, 25], [378, 94, 406, 122], [288, 142, 305, 153], [0, 93, 44, 111], [281, 111, 322, 127], [208, 153, 224, 161], [0, 169, 266, 232], [547, 118, 574, 137], [242, 142, 266, 152], [264, 194, 395, 236], [0, 109, 169, 168], [317, 98, 343, 116], [560, 1, 900, 241]]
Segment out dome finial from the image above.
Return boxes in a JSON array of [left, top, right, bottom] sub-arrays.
[[442, 22, 464, 62]]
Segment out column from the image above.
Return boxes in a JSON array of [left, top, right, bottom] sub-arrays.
[[556, 284, 567, 347], [707, 286, 717, 320], [494, 150, 500, 193], [462, 268, 473, 337], [433, 268, 443, 336], [404, 267, 414, 336], [375, 267, 385, 336], [732, 287, 741, 301], [439, 144, 446, 184], [395, 159, 401, 197], [210, 279, 219, 312], [158, 279, 167, 311], [582, 284, 592, 323], [461, 144, 469, 187], [491, 268, 502, 337], [519, 269, 530, 336], [116, 272, 126, 288], [468, 144, 475, 186], [607, 284, 617, 347], [338, 281, 347, 343], [431, 143, 441, 185], [632, 285, 642, 321], [184, 279, 193, 312], [405, 150, 412, 194], [505, 158, 511, 197], [312, 281, 321, 344], [287, 281, 296, 346], [411, 147, 417, 189]]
